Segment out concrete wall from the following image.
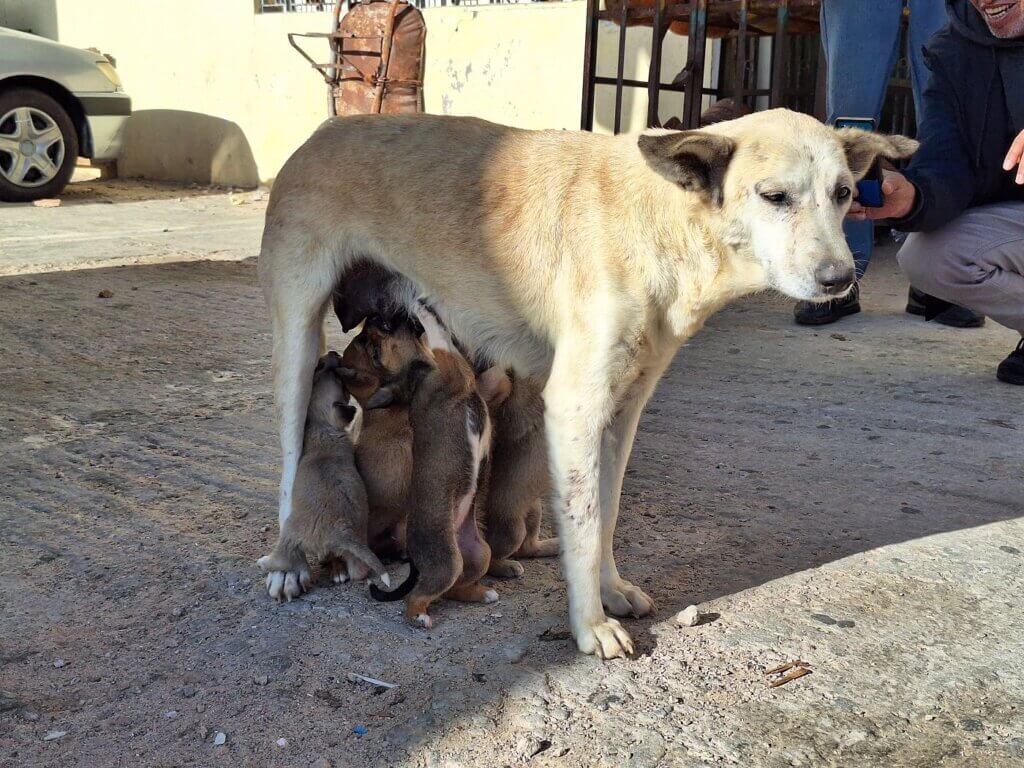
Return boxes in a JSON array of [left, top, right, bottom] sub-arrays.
[[0, 0, 715, 185]]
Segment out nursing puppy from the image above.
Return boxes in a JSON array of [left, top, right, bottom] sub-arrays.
[[260, 110, 916, 657], [339, 317, 416, 560], [257, 351, 387, 601], [481, 372, 559, 578], [366, 310, 497, 628]]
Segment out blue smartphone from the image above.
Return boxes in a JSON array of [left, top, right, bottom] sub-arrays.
[[834, 117, 884, 208]]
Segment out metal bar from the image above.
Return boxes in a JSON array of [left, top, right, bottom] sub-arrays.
[[685, 0, 708, 127], [734, 0, 748, 108], [613, 1, 629, 135], [769, 0, 789, 108], [647, 0, 665, 127], [580, 0, 599, 130], [594, 76, 742, 95]]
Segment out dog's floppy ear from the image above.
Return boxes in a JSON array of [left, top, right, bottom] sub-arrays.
[[836, 128, 919, 179], [638, 130, 736, 204], [365, 385, 398, 410]]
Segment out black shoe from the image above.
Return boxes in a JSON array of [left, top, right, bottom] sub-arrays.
[[996, 337, 1024, 385], [794, 284, 860, 326], [906, 287, 985, 328]]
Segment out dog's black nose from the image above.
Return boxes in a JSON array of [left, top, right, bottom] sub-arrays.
[[815, 262, 855, 295]]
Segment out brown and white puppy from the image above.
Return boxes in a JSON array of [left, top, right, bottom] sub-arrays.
[[339, 317, 416, 560], [478, 371, 559, 578], [366, 310, 497, 628], [257, 351, 387, 601]]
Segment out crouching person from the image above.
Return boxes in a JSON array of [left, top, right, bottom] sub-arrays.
[[850, 0, 1024, 384]]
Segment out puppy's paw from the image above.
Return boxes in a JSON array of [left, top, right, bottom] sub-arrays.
[[482, 588, 499, 604], [574, 617, 634, 659], [407, 613, 433, 630], [487, 558, 525, 579], [514, 537, 559, 559], [257, 553, 311, 602], [263, 567, 311, 602], [601, 579, 656, 619]]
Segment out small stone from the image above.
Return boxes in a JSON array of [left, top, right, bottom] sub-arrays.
[[53, 658, 67, 668], [275, 737, 288, 748], [181, 684, 197, 698], [164, 710, 178, 719], [254, 674, 269, 686], [676, 605, 700, 627], [171, 607, 185, 618], [43, 730, 67, 741], [198, 725, 209, 740], [311, 759, 333, 768], [97, 289, 114, 299], [33, 198, 61, 208], [213, 731, 227, 746], [22, 710, 39, 722]]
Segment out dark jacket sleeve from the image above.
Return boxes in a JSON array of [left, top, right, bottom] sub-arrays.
[[893, 51, 977, 232]]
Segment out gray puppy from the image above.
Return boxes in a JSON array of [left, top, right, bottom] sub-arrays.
[[258, 351, 388, 601]]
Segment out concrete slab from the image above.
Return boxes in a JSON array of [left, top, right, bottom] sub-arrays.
[[0, 178, 266, 276], [0, 249, 1022, 767]]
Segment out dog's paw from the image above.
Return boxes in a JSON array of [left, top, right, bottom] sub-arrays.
[[573, 617, 634, 659], [487, 558, 525, 579], [601, 579, 656, 619], [482, 588, 499, 604], [514, 536, 559, 559], [408, 613, 433, 630], [258, 554, 311, 602]]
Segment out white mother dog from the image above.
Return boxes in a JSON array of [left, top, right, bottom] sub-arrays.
[[259, 109, 915, 658]]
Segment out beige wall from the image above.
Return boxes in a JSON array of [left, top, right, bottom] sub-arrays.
[[1, 0, 713, 185]]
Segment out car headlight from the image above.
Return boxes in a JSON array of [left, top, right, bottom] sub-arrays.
[[95, 61, 123, 91]]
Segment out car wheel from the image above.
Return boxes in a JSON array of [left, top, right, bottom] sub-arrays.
[[0, 88, 79, 203]]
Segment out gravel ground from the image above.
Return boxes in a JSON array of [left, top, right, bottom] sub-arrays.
[[1, 250, 1022, 768]]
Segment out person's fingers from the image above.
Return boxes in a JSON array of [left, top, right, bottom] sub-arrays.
[[881, 179, 896, 195], [1017, 157, 1024, 185], [847, 209, 867, 221], [1003, 131, 1024, 171]]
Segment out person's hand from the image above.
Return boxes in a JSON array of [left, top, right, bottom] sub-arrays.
[[1003, 129, 1024, 185], [847, 169, 917, 221]]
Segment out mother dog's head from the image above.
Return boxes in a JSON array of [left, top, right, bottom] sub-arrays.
[[638, 109, 917, 302]]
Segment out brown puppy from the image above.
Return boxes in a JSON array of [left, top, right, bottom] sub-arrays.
[[479, 371, 559, 578], [366, 311, 497, 628], [257, 351, 387, 601], [339, 319, 416, 560]]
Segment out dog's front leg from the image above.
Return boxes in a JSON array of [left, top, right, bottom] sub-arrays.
[[598, 364, 667, 618], [545, 341, 634, 659]]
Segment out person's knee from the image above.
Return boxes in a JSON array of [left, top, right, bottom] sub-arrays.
[[898, 231, 976, 292], [897, 233, 940, 288]]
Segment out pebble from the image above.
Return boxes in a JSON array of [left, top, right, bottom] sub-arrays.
[[181, 684, 197, 698], [213, 731, 227, 746], [254, 674, 269, 686], [676, 605, 700, 627], [164, 710, 178, 719], [43, 730, 67, 741], [97, 289, 114, 299], [53, 659, 67, 668], [275, 737, 288, 747]]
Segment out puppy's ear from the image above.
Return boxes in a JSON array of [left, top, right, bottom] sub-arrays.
[[365, 385, 397, 410], [333, 402, 357, 424], [477, 366, 512, 411], [337, 365, 375, 390], [638, 131, 736, 204], [835, 128, 919, 179]]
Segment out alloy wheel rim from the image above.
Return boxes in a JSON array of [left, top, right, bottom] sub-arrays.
[[0, 106, 66, 188]]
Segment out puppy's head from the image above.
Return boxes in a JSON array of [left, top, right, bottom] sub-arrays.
[[364, 359, 433, 410], [308, 352, 358, 431], [638, 109, 918, 302], [340, 315, 428, 407]]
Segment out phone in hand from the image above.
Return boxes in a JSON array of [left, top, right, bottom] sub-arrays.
[[834, 117, 884, 208]]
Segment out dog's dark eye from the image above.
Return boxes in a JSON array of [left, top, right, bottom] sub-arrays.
[[759, 191, 789, 206], [836, 185, 852, 202]]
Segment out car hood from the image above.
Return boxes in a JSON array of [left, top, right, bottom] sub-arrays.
[[0, 25, 116, 93]]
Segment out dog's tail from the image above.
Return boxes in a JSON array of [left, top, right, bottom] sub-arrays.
[[369, 559, 419, 602]]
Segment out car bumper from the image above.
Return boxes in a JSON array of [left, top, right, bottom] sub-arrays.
[[77, 92, 132, 161]]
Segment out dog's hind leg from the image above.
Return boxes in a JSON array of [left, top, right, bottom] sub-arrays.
[[597, 361, 670, 619], [544, 336, 633, 660], [513, 500, 559, 558]]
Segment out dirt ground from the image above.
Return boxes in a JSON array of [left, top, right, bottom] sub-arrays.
[[1, 183, 1023, 767]]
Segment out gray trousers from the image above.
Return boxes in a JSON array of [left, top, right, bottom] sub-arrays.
[[898, 201, 1024, 335]]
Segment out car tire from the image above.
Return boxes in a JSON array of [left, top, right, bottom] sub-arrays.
[[0, 88, 79, 203]]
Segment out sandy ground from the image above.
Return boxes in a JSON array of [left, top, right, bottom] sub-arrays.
[[1, 182, 1023, 767]]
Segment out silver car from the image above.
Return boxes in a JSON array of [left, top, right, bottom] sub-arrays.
[[0, 26, 131, 202]]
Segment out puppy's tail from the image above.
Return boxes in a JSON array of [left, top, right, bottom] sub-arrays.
[[369, 560, 419, 602], [333, 542, 392, 590]]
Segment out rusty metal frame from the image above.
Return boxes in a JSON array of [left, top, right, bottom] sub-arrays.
[[580, 0, 821, 133]]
